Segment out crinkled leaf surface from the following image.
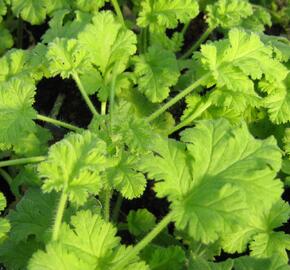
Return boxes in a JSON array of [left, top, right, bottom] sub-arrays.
[[137, 0, 199, 30], [39, 131, 107, 205], [29, 210, 147, 270], [134, 45, 179, 103], [47, 38, 91, 78], [0, 79, 36, 148], [127, 209, 156, 236], [78, 11, 136, 74], [206, 0, 253, 28], [0, 193, 9, 244], [141, 119, 282, 243], [8, 188, 58, 243]]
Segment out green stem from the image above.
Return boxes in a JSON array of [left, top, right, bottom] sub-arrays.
[[52, 191, 68, 241], [109, 65, 119, 128], [180, 26, 215, 60], [0, 169, 12, 186], [114, 212, 174, 269], [72, 72, 99, 116], [168, 100, 212, 135], [37, 114, 81, 132], [111, 0, 125, 26], [181, 21, 191, 35], [112, 193, 123, 223], [147, 73, 210, 122], [17, 19, 23, 48], [101, 101, 107, 115], [142, 27, 149, 53], [0, 156, 45, 168], [104, 190, 112, 222]]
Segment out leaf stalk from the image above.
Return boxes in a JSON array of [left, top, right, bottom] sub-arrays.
[[0, 156, 46, 168]]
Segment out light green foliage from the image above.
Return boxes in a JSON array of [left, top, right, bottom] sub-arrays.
[[72, 0, 107, 12], [28, 210, 148, 270], [263, 74, 290, 124], [47, 38, 91, 79], [78, 11, 137, 75], [142, 245, 185, 270], [127, 209, 156, 236], [150, 31, 184, 52], [0, 25, 13, 55], [10, 0, 69, 24], [134, 45, 180, 103], [137, 0, 199, 30], [206, 0, 253, 28], [0, 79, 36, 148], [8, 189, 58, 243], [141, 119, 282, 243], [42, 10, 92, 43], [106, 152, 147, 199], [0, 0, 6, 23], [39, 131, 107, 205], [0, 193, 10, 244]]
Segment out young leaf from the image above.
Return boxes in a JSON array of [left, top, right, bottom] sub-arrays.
[[206, 0, 253, 29], [47, 38, 91, 79], [39, 131, 107, 206], [127, 209, 156, 236], [28, 210, 148, 269], [137, 0, 199, 30], [78, 11, 137, 75], [106, 152, 147, 199], [134, 45, 180, 103], [0, 25, 13, 55], [0, 79, 36, 148]]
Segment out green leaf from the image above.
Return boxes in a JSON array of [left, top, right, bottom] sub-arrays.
[[8, 188, 58, 243], [137, 0, 199, 30], [241, 7, 271, 32], [72, 0, 107, 12], [141, 245, 185, 270], [150, 30, 184, 52], [47, 38, 91, 79], [0, 192, 10, 244], [0, 0, 6, 23], [264, 75, 290, 124], [78, 11, 137, 75], [0, 79, 36, 148], [29, 210, 147, 269], [134, 46, 180, 103], [206, 0, 253, 29], [42, 10, 92, 43], [0, 24, 13, 55], [127, 209, 156, 236], [39, 131, 107, 206], [234, 256, 271, 270], [11, 0, 48, 25], [0, 239, 42, 270], [106, 152, 147, 199], [141, 119, 282, 243], [13, 126, 52, 157]]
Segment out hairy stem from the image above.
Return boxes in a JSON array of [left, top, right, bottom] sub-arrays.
[[101, 101, 107, 115], [0, 156, 45, 168], [114, 212, 174, 269], [0, 169, 12, 186], [180, 26, 215, 60], [37, 114, 82, 132], [112, 193, 123, 223], [111, 0, 125, 26], [181, 21, 191, 35], [109, 64, 119, 128], [52, 191, 68, 241], [72, 72, 99, 116], [147, 73, 210, 122], [168, 99, 212, 135]]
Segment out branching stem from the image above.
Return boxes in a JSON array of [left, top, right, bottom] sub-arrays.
[[72, 72, 99, 116], [0, 169, 12, 186], [52, 191, 68, 241], [147, 73, 210, 122], [0, 156, 45, 168], [37, 114, 81, 132], [114, 212, 174, 269], [111, 0, 125, 26], [180, 26, 215, 59]]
